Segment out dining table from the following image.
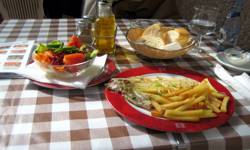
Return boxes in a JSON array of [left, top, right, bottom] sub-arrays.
[[0, 18, 250, 150]]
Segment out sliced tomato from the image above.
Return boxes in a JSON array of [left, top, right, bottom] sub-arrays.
[[67, 35, 81, 48], [63, 53, 85, 65], [67, 41, 75, 47]]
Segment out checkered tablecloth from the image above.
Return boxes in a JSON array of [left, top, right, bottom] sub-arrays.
[[0, 19, 250, 150]]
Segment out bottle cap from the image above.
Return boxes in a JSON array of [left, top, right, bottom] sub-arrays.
[[80, 16, 94, 23]]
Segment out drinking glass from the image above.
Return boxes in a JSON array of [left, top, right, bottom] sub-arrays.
[[188, 6, 218, 54]]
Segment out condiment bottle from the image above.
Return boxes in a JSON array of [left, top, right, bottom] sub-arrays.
[[94, 0, 116, 55]]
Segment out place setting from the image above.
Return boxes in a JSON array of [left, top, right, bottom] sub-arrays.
[[104, 3, 250, 133], [212, 47, 250, 73], [106, 21, 236, 132], [191, 5, 250, 73], [104, 14, 236, 132], [4, 35, 117, 90]]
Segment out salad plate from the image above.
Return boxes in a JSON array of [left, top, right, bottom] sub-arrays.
[[28, 36, 117, 89], [31, 58, 116, 90], [105, 66, 234, 132]]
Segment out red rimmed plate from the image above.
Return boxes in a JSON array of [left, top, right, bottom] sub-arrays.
[[32, 58, 117, 90], [104, 66, 235, 132]]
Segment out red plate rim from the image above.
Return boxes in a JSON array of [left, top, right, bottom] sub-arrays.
[[31, 58, 117, 90], [104, 66, 235, 133]]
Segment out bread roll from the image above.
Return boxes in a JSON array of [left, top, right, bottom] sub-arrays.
[[144, 36, 166, 49], [140, 23, 170, 48], [174, 28, 190, 36], [160, 27, 172, 44], [174, 28, 190, 46], [141, 23, 161, 38]]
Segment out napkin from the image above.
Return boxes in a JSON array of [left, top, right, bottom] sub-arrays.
[[213, 64, 250, 100], [234, 73, 250, 92], [17, 55, 107, 89]]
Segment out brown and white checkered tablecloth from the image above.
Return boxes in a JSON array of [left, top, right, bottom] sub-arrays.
[[0, 19, 250, 150]]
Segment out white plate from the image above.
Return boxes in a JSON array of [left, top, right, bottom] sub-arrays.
[[212, 52, 250, 73]]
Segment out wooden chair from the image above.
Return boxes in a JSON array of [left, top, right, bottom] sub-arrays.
[[0, 0, 44, 19]]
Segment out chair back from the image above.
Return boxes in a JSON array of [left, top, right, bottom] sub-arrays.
[[0, 0, 44, 19]]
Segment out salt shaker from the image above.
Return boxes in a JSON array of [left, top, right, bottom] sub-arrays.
[[76, 16, 94, 45]]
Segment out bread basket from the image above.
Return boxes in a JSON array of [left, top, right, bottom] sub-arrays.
[[126, 27, 196, 59]]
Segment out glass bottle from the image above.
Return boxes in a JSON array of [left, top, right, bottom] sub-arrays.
[[94, 0, 116, 55], [218, 0, 245, 51], [217, 0, 249, 65]]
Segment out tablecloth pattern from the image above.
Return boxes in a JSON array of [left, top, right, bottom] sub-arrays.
[[0, 19, 250, 150]]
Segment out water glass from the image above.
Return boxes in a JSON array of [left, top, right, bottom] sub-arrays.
[[188, 6, 218, 54]]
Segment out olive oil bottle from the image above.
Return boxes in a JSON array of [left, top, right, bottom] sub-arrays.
[[94, 0, 116, 55]]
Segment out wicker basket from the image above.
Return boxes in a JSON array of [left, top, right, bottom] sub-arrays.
[[126, 28, 196, 59]]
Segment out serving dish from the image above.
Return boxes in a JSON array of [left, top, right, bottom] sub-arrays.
[[31, 58, 117, 89], [126, 27, 196, 59], [33, 36, 98, 78], [33, 50, 95, 78], [105, 66, 234, 132]]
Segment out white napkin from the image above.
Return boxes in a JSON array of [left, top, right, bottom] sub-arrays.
[[17, 55, 107, 89], [213, 64, 250, 100], [234, 73, 250, 92]]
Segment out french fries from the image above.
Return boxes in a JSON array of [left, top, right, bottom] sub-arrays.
[[148, 78, 230, 122], [220, 96, 229, 112]]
